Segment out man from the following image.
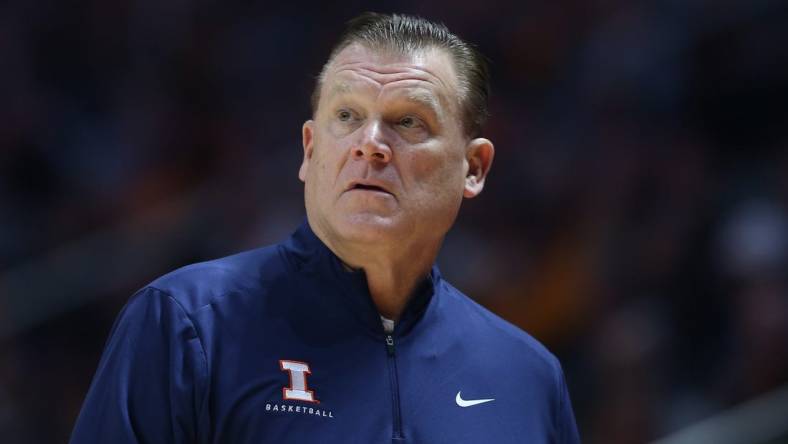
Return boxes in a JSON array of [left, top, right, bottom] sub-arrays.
[[71, 12, 580, 443]]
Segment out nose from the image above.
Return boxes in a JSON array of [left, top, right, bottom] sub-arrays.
[[353, 120, 392, 164]]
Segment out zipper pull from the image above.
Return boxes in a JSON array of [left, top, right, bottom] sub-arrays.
[[385, 334, 396, 356]]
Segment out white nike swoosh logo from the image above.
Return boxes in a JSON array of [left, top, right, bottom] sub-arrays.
[[455, 391, 495, 407]]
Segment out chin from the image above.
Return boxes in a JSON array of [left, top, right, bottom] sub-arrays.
[[336, 212, 407, 243]]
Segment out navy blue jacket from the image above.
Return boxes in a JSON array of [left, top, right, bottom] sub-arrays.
[[71, 222, 580, 443]]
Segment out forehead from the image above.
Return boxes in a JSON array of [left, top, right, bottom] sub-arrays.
[[321, 44, 461, 109]]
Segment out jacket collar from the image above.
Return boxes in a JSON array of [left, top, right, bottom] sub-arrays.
[[282, 219, 440, 337]]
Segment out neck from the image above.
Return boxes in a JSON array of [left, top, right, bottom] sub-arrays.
[[316, 228, 441, 321], [355, 254, 434, 321]]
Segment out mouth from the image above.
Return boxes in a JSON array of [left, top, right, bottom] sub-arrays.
[[352, 184, 388, 192], [347, 180, 394, 196]]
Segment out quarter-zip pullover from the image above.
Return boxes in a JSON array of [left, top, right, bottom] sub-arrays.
[[71, 221, 580, 443]]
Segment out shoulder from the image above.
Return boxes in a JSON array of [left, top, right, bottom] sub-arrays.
[[435, 281, 580, 441], [141, 244, 290, 315], [439, 280, 563, 376]]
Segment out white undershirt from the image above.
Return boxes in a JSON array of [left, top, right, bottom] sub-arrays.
[[380, 316, 395, 333]]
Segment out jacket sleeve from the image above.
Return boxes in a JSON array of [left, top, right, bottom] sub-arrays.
[[70, 287, 209, 444], [555, 364, 581, 444]]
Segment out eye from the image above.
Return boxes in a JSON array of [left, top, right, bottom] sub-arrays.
[[337, 109, 353, 122], [399, 116, 421, 128]]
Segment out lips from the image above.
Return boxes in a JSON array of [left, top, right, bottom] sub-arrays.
[[346, 180, 394, 196], [353, 183, 387, 192]]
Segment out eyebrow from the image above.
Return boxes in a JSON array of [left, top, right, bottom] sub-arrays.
[[327, 82, 353, 98], [404, 91, 441, 115]]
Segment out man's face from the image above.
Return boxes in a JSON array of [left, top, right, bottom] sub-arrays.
[[299, 43, 492, 252]]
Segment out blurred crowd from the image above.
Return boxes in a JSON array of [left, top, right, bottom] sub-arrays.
[[1, 0, 787, 443]]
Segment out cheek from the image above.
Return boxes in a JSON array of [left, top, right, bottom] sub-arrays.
[[406, 147, 466, 196], [310, 134, 345, 178]]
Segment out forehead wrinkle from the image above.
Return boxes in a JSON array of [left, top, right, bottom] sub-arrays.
[[355, 65, 451, 93], [334, 66, 451, 98], [325, 52, 460, 115], [333, 69, 432, 91], [328, 56, 454, 90], [325, 74, 382, 102], [324, 43, 462, 99]]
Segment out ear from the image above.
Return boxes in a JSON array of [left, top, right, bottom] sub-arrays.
[[463, 137, 494, 198], [299, 120, 315, 182]]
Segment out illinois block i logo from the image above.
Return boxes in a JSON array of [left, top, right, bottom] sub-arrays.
[[279, 360, 318, 403]]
